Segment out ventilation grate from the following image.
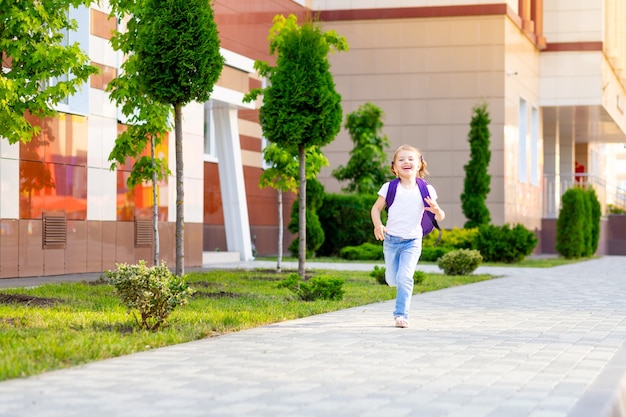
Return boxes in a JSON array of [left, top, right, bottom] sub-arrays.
[[42, 212, 67, 249], [135, 218, 153, 247]]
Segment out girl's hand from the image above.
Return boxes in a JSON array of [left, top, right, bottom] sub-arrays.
[[424, 197, 445, 221], [374, 224, 386, 241]]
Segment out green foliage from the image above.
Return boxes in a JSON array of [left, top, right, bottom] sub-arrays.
[[107, 0, 173, 187], [420, 246, 452, 262], [369, 266, 426, 285], [243, 14, 348, 276], [420, 227, 478, 262], [245, 15, 348, 150], [437, 249, 483, 275], [461, 103, 492, 228], [317, 193, 379, 256], [607, 204, 626, 214], [332, 102, 393, 194], [134, 0, 224, 107], [586, 188, 602, 256], [0, 0, 99, 144], [106, 261, 194, 331], [288, 179, 326, 257], [474, 224, 538, 263], [278, 273, 345, 301], [556, 187, 601, 258], [339, 242, 383, 260]]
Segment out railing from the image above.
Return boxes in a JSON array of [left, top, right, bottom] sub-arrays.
[[543, 173, 626, 218]]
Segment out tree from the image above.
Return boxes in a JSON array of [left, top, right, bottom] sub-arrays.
[[134, 0, 224, 276], [246, 14, 348, 278], [107, 0, 173, 266], [259, 144, 328, 272], [461, 103, 492, 228], [1, 0, 98, 144], [332, 102, 392, 194]]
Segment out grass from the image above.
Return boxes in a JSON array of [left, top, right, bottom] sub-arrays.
[[0, 267, 493, 381]]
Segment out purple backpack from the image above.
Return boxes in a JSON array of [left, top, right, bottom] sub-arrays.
[[385, 178, 442, 245]]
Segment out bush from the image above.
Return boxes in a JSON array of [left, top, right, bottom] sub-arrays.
[[278, 273, 345, 301], [437, 249, 482, 275], [473, 223, 537, 263], [369, 266, 426, 285], [288, 178, 326, 257], [106, 261, 194, 331], [339, 242, 383, 260], [317, 193, 380, 256], [586, 188, 602, 256], [420, 246, 452, 262], [420, 227, 478, 262], [555, 188, 587, 258]]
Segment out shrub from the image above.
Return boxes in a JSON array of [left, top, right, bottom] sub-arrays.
[[339, 242, 383, 260], [420, 227, 478, 262], [420, 246, 452, 262], [473, 223, 537, 263], [106, 261, 194, 331], [369, 266, 426, 285], [278, 273, 345, 301], [586, 187, 602, 256], [555, 188, 587, 258], [288, 179, 326, 257], [317, 193, 380, 256], [437, 249, 482, 275]]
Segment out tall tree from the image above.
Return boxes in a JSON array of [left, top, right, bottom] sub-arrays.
[[107, 0, 173, 266], [1, 0, 98, 144], [461, 103, 492, 228], [134, 0, 224, 276], [332, 102, 392, 194], [246, 14, 348, 278], [258, 143, 328, 272]]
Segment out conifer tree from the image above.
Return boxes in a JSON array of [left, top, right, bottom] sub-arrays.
[[461, 103, 492, 228]]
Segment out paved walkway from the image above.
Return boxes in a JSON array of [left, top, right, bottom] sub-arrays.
[[1, 257, 626, 417]]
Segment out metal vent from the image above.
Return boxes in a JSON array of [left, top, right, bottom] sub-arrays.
[[42, 212, 67, 249], [135, 218, 153, 247]]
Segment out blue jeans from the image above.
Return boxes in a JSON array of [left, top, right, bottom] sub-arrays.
[[383, 233, 422, 319]]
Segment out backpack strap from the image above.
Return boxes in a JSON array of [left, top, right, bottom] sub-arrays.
[[385, 178, 400, 211]]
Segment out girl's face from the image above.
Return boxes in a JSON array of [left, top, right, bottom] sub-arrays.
[[394, 150, 420, 179]]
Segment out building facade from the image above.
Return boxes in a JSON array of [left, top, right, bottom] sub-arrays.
[[1, 0, 625, 279]]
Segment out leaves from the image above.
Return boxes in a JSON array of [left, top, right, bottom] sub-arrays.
[[0, 0, 99, 144]]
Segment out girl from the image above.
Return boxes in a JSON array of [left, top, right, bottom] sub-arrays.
[[371, 145, 445, 328]]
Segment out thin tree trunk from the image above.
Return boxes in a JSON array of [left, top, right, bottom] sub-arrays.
[[151, 135, 160, 266], [277, 188, 283, 273], [175, 103, 184, 276], [298, 144, 306, 278]]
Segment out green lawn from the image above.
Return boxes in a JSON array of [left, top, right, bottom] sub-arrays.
[[0, 268, 493, 381]]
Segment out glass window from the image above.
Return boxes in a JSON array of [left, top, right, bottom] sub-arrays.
[[204, 101, 217, 161], [20, 114, 88, 220], [530, 106, 539, 185], [115, 124, 169, 221], [518, 97, 528, 183]]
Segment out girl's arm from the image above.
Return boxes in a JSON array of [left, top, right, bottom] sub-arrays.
[[371, 196, 387, 241]]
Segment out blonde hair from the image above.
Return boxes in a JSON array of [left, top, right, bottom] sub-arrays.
[[390, 144, 429, 178]]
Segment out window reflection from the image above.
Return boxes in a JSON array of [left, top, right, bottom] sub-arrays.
[[115, 124, 169, 221], [20, 113, 87, 220]]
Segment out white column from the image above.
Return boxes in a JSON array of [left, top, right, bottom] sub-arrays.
[[212, 103, 254, 261]]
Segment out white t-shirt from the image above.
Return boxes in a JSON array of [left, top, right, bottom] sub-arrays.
[[377, 181, 438, 239]]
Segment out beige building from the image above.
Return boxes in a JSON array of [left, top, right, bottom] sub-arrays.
[[308, 0, 626, 252]]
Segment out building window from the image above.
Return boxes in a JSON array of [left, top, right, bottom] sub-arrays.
[[20, 114, 88, 220], [518, 97, 528, 183], [530, 106, 539, 185], [115, 124, 169, 221], [47, 5, 91, 116], [204, 101, 218, 161]]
